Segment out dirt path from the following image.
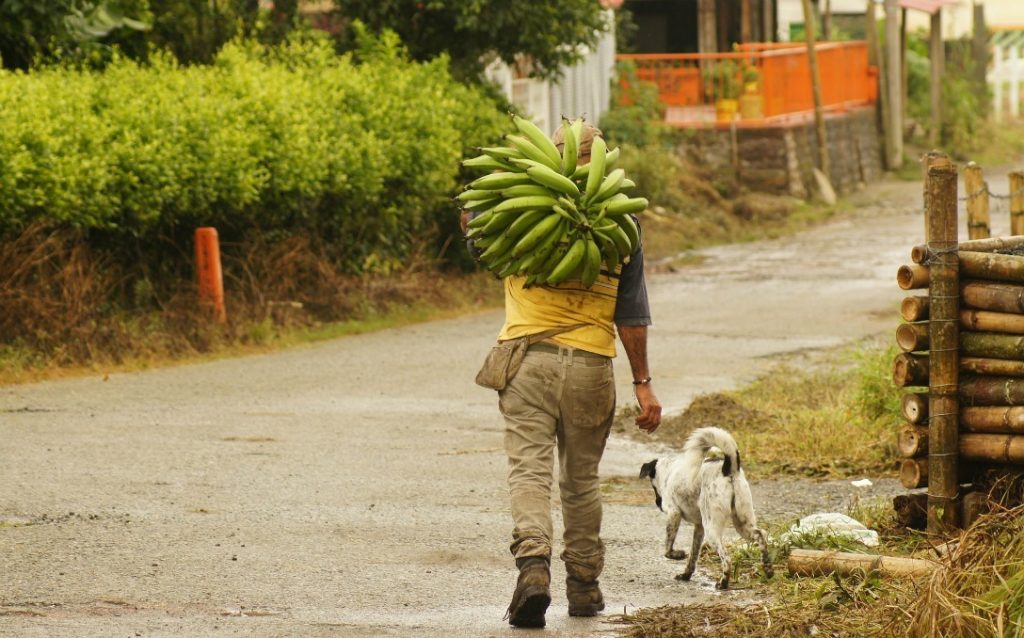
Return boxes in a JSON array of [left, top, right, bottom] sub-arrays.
[[0, 175, 974, 637]]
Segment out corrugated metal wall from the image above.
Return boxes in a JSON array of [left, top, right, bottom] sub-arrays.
[[484, 11, 617, 136]]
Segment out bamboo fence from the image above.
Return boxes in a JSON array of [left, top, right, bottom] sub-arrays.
[[894, 157, 1024, 533]]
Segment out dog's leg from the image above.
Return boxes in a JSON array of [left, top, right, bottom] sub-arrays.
[[708, 531, 730, 590], [753, 528, 774, 578], [734, 519, 774, 579], [664, 509, 687, 560], [675, 523, 703, 581]]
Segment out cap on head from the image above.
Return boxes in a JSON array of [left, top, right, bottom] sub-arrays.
[[551, 120, 603, 156]]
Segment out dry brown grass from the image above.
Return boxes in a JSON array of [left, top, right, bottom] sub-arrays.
[[0, 225, 501, 381]]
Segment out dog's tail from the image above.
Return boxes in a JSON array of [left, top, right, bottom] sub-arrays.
[[683, 426, 741, 478]]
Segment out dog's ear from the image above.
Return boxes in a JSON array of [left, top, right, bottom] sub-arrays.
[[639, 459, 657, 480]]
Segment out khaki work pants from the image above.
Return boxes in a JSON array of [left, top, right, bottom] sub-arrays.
[[498, 345, 615, 583]]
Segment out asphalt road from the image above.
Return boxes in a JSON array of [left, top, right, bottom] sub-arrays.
[[0, 175, 984, 637]]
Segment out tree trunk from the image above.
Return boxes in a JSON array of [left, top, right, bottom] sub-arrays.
[[898, 264, 930, 290], [899, 425, 929, 458], [963, 163, 990, 240], [962, 280, 1024, 314], [787, 549, 936, 579], [960, 251, 1024, 284], [902, 392, 928, 424], [822, 0, 832, 40], [961, 332, 1024, 360], [961, 357, 1024, 378], [926, 163, 960, 532], [960, 433, 1024, 464], [801, 0, 830, 181], [897, 322, 929, 352], [902, 296, 929, 322], [742, 0, 753, 43], [893, 353, 929, 387], [962, 406, 1024, 433], [960, 377, 1024, 406]]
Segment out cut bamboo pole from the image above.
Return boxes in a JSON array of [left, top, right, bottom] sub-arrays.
[[963, 162, 990, 240], [960, 251, 1024, 284], [961, 357, 1024, 378], [893, 353, 929, 387], [960, 332, 1024, 359], [960, 309, 1024, 334], [961, 280, 1024, 314], [926, 163, 960, 532], [959, 377, 1024, 406], [900, 458, 928, 488], [902, 392, 928, 424], [922, 152, 951, 242], [896, 322, 929, 352], [1011, 171, 1024, 235], [911, 243, 928, 265], [787, 548, 937, 579], [898, 264, 930, 290], [898, 425, 929, 457], [961, 406, 1024, 433], [901, 296, 929, 322], [960, 433, 1024, 463], [959, 236, 1024, 253], [913, 237, 1024, 263]]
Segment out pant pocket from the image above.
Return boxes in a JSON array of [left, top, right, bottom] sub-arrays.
[[569, 364, 615, 428]]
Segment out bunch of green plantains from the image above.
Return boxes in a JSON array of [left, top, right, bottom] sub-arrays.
[[459, 115, 648, 288]]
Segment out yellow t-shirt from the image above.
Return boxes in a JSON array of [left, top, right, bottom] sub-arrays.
[[497, 269, 621, 357]]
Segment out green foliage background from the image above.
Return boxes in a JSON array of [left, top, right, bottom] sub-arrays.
[[0, 33, 509, 274]]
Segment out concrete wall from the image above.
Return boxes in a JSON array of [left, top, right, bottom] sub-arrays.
[[677, 106, 883, 199]]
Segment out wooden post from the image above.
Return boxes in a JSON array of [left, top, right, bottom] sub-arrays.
[[901, 8, 908, 126], [885, 0, 904, 169], [962, 280, 1024, 313], [926, 163, 959, 532], [822, 0, 832, 41], [698, 0, 718, 54], [961, 377, 1024, 406], [994, 45, 1004, 123], [960, 251, 1024, 283], [867, 0, 892, 169], [923, 152, 951, 241], [1010, 172, 1024, 235], [963, 162, 990, 240], [929, 9, 944, 147], [800, 0, 830, 181], [741, 0, 752, 44], [962, 406, 1024, 433], [195, 227, 227, 323], [972, 2, 989, 112]]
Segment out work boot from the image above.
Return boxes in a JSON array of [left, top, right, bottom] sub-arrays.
[[566, 576, 604, 617], [505, 557, 551, 628]]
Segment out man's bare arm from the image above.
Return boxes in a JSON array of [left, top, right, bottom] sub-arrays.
[[618, 324, 661, 433]]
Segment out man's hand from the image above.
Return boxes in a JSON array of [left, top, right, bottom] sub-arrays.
[[633, 383, 661, 433]]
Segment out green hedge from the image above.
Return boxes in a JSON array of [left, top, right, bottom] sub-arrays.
[[0, 34, 508, 272]]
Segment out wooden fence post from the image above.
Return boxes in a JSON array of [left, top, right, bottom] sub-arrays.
[[963, 162, 990, 240], [1011, 171, 1024, 235], [923, 152, 951, 241], [195, 227, 227, 323], [926, 163, 960, 533]]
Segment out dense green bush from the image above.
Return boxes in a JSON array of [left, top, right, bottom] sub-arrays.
[[0, 33, 508, 273]]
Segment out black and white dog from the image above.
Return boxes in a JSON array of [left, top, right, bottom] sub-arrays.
[[639, 426, 773, 589]]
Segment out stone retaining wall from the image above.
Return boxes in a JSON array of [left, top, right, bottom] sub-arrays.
[[677, 107, 883, 199]]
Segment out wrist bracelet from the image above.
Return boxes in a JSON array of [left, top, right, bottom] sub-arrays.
[[632, 377, 652, 386]]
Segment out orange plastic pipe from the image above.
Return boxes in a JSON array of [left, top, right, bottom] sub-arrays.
[[195, 227, 226, 323]]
